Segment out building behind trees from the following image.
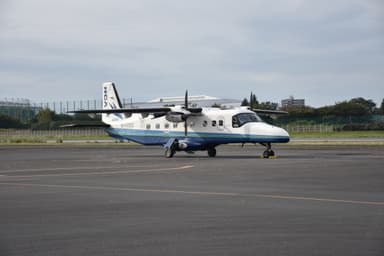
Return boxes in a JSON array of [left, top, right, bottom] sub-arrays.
[[0, 98, 40, 123], [281, 96, 305, 108]]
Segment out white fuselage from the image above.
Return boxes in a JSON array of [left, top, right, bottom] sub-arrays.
[[103, 107, 290, 150]]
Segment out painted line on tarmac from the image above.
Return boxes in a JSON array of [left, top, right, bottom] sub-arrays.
[[0, 182, 383, 206], [242, 194, 384, 206], [0, 165, 192, 175], [0, 182, 237, 197], [0, 165, 194, 178]]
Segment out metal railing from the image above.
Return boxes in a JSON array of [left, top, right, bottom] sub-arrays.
[[283, 124, 335, 133], [0, 128, 107, 138]]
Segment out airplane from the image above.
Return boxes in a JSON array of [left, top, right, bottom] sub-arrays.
[[70, 82, 290, 158]]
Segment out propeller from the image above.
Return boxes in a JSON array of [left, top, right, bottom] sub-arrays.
[[184, 90, 188, 137]]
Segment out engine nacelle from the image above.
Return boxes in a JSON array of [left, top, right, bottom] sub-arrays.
[[177, 142, 188, 150], [165, 112, 186, 123]]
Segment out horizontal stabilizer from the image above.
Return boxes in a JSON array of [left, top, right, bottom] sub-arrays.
[[69, 107, 172, 114]]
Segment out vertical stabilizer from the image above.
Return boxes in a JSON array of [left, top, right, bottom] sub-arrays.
[[102, 82, 124, 123], [103, 82, 122, 110]]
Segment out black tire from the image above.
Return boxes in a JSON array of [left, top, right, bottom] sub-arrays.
[[263, 150, 270, 158], [165, 148, 175, 158], [207, 148, 217, 157]]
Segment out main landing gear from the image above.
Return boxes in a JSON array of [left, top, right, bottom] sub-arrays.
[[207, 147, 217, 157], [165, 139, 178, 158], [164, 140, 217, 158], [261, 142, 275, 158], [165, 147, 176, 158]]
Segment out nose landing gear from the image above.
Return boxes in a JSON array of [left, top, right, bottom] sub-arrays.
[[261, 142, 275, 158]]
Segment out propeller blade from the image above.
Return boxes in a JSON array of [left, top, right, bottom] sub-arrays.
[[185, 90, 188, 109], [184, 90, 189, 137], [184, 120, 188, 137]]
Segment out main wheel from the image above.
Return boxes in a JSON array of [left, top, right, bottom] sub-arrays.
[[165, 148, 175, 158], [207, 148, 217, 157]]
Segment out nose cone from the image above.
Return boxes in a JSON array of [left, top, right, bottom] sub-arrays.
[[249, 123, 290, 143], [266, 125, 290, 142], [277, 127, 290, 142]]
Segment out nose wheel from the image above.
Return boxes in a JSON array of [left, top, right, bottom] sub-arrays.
[[261, 143, 275, 158]]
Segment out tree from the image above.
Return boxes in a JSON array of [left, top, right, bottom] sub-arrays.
[[258, 101, 278, 110], [36, 108, 54, 124], [0, 114, 28, 128], [349, 97, 376, 114], [241, 98, 249, 106], [31, 108, 55, 129], [250, 92, 259, 109], [380, 99, 384, 114]]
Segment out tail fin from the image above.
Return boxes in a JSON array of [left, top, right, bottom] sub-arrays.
[[103, 82, 122, 110], [102, 82, 124, 123]]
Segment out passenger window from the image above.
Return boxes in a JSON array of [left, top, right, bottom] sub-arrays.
[[156, 124, 160, 129], [173, 123, 178, 128], [146, 124, 151, 129], [212, 120, 217, 127], [165, 123, 170, 129], [203, 120, 208, 127], [219, 120, 224, 126]]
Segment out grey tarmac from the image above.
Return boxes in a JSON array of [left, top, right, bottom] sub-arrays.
[[0, 144, 383, 256]]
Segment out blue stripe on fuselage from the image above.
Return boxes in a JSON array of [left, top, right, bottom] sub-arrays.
[[105, 128, 289, 149]]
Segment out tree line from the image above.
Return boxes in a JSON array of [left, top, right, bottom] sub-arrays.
[[241, 95, 384, 130]]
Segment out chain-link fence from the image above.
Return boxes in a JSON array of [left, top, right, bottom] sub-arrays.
[[0, 98, 137, 122], [283, 124, 335, 133], [0, 128, 108, 142]]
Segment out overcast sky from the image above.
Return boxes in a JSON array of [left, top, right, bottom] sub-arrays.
[[1, 0, 383, 107]]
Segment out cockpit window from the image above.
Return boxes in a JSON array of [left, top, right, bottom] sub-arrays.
[[232, 113, 262, 128]]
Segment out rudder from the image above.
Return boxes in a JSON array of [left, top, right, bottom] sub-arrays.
[[102, 82, 124, 123]]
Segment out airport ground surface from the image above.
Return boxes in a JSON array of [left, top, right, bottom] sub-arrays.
[[0, 144, 383, 256]]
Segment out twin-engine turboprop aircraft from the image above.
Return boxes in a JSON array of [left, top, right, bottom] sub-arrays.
[[71, 82, 290, 158]]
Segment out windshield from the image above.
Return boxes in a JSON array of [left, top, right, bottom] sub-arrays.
[[232, 113, 262, 128]]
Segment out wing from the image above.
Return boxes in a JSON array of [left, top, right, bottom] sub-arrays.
[[252, 109, 288, 115]]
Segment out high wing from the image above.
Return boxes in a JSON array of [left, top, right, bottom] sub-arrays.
[[69, 107, 203, 115], [252, 109, 288, 115], [69, 107, 278, 115]]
